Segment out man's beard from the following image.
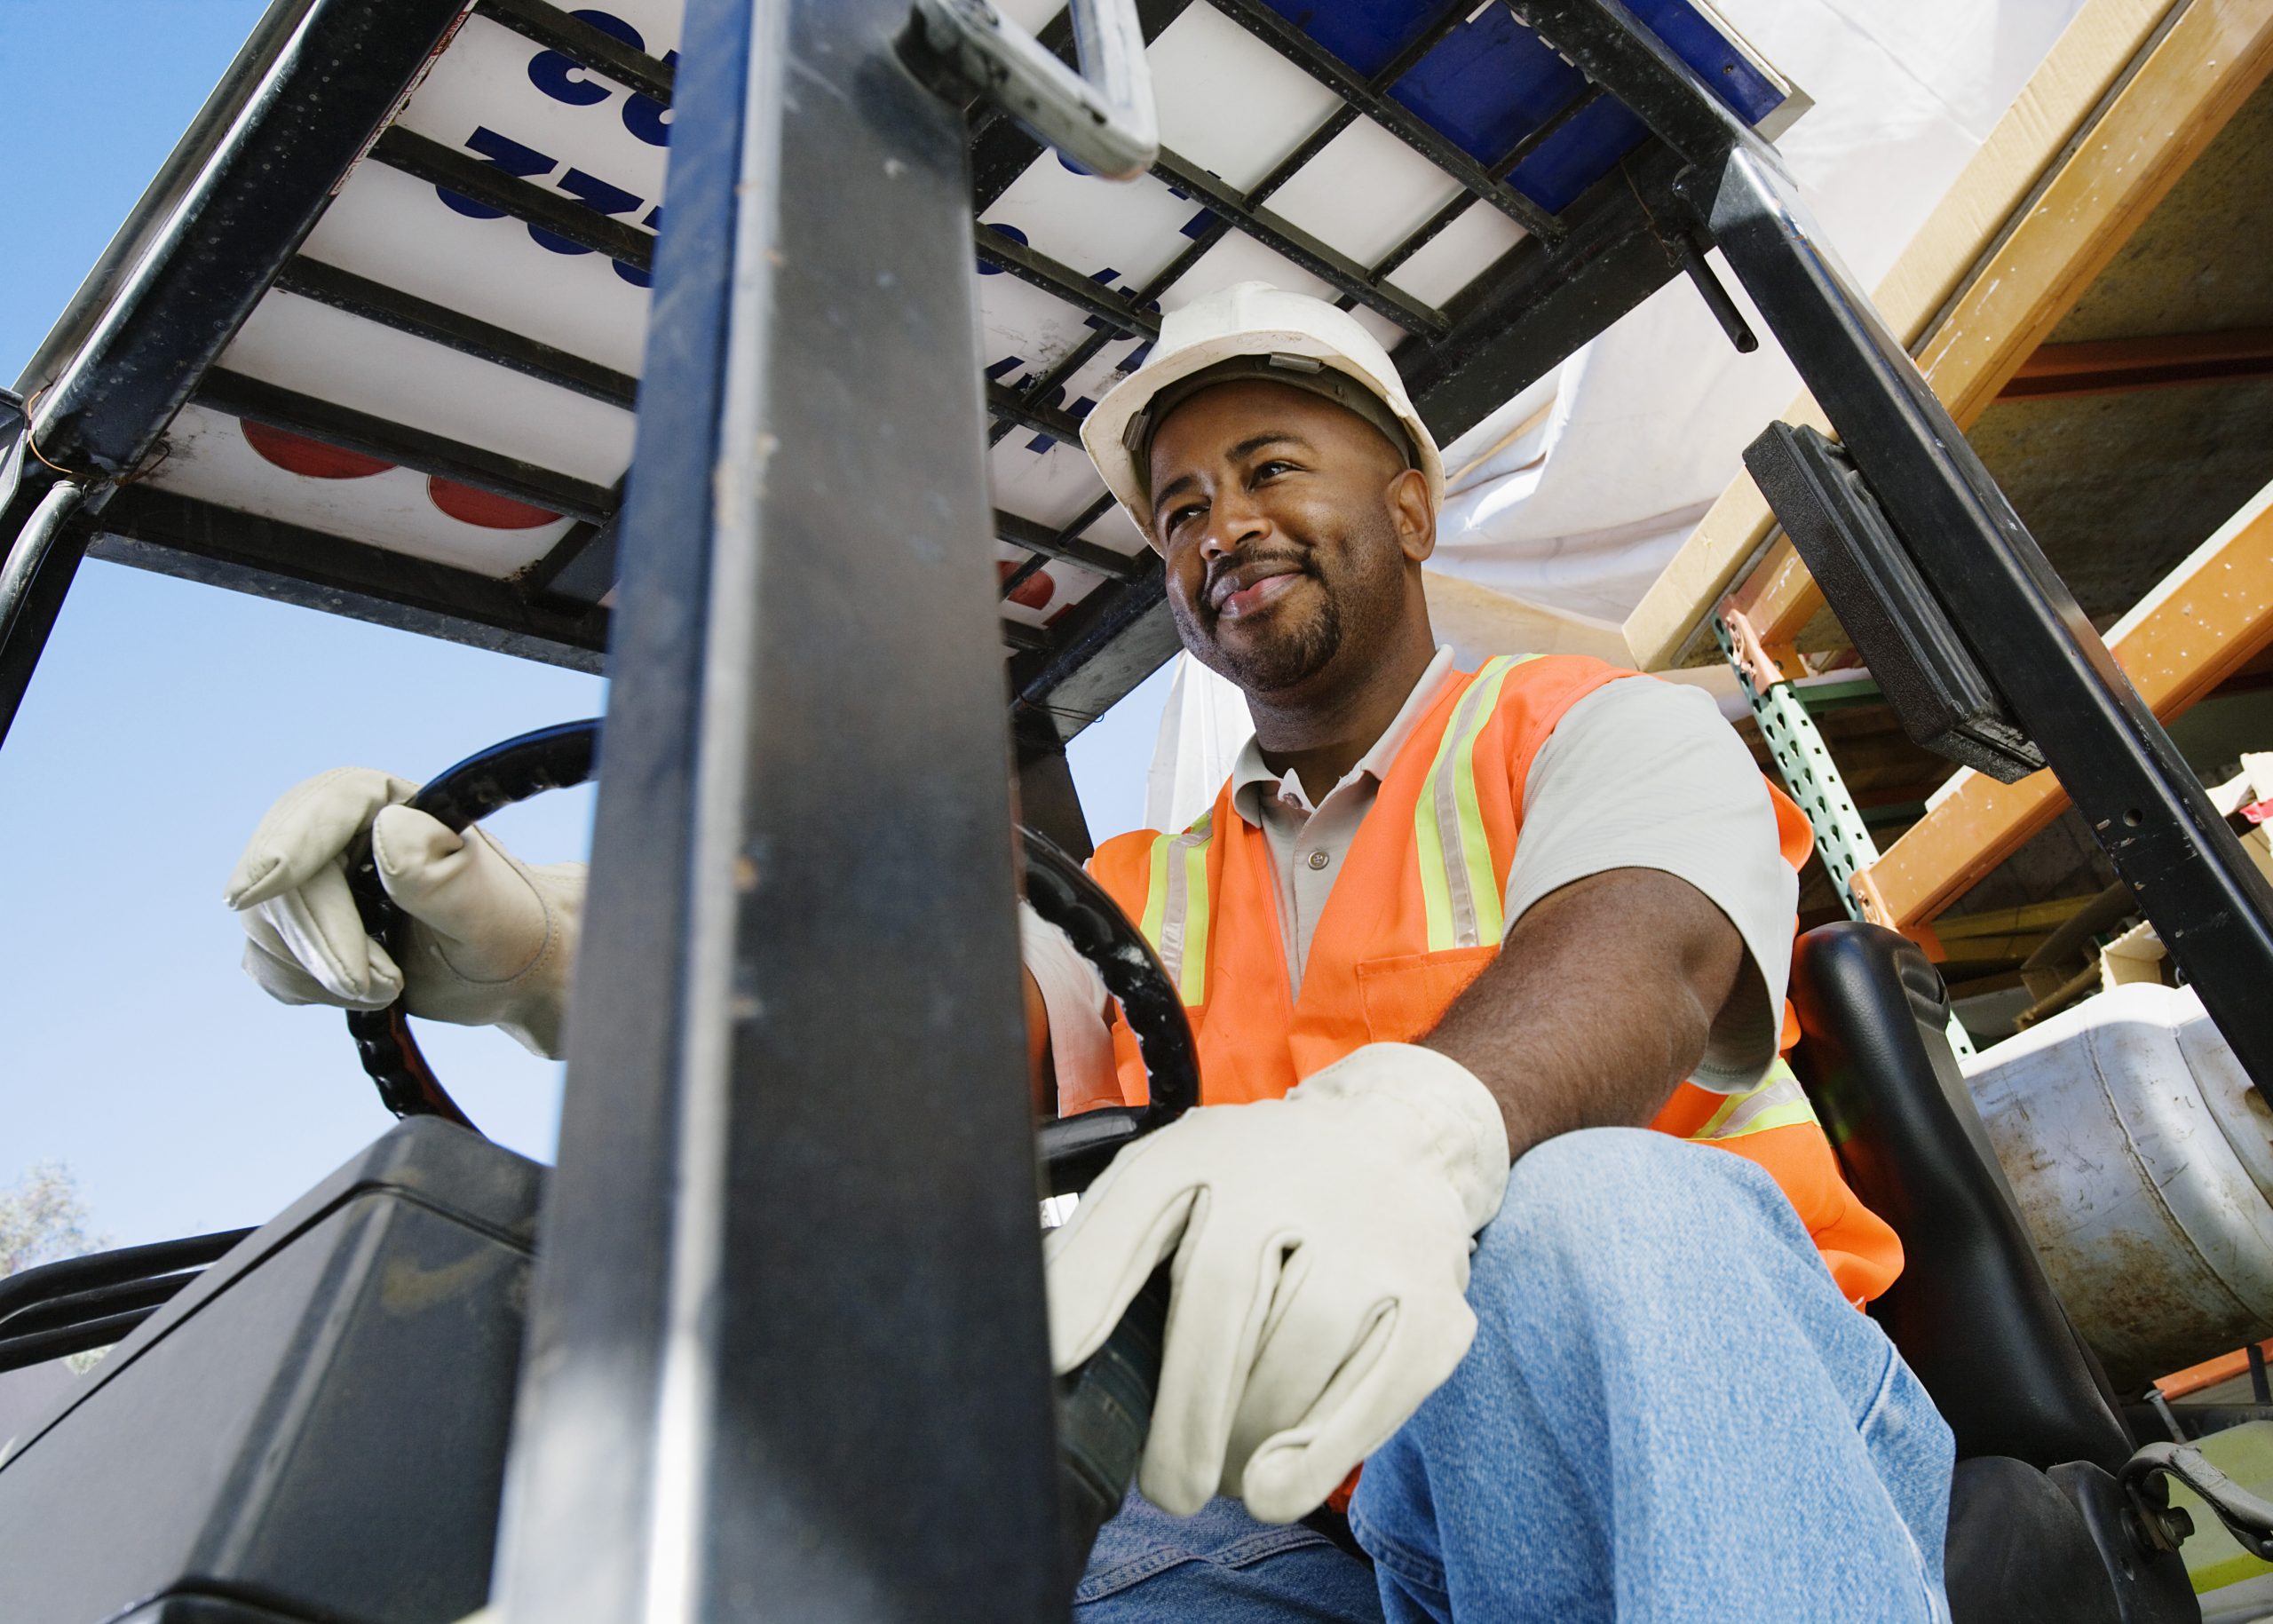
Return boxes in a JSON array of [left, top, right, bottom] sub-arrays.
[[1178, 513, 1403, 694], [1192, 573, 1343, 693]]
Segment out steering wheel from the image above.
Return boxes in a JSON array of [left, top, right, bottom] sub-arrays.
[[343, 720, 599, 1128], [347, 718, 1195, 1577]]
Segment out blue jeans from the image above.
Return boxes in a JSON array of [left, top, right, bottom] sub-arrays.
[[1075, 1128, 1953, 1622]]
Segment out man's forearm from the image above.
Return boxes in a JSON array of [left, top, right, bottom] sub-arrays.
[[1422, 867, 1746, 1161]]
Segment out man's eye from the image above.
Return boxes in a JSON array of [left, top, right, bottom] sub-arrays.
[[1254, 459, 1296, 481], [1167, 503, 1205, 532]]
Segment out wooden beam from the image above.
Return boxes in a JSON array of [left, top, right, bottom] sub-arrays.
[[1732, 0, 2273, 655], [1422, 569, 1634, 662], [1625, 0, 2261, 669], [1931, 894, 2101, 939], [1996, 327, 2273, 399], [1859, 479, 2273, 928]]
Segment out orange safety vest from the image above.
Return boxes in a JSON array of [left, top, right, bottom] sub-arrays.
[[1081, 654, 1903, 1308]]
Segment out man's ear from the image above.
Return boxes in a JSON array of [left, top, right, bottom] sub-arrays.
[[1388, 466, 1436, 564]]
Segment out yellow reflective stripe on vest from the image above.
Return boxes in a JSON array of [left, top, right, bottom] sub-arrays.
[[1689, 1058, 1818, 1142], [1415, 655, 1536, 953], [1139, 812, 1215, 1006]]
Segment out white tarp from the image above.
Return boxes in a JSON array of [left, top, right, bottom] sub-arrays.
[[1430, 0, 2092, 622]]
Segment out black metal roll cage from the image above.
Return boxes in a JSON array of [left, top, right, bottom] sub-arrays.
[[4, 0, 2270, 1614]]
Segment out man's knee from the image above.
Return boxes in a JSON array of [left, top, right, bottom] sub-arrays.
[[1475, 1127, 1796, 1296], [1507, 1124, 1696, 1208]]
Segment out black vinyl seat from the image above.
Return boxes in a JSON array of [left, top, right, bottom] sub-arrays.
[[1787, 922, 2198, 1624], [1789, 922, 2131, 1471]]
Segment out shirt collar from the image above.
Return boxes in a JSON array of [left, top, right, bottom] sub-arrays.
[[1228, 646, 1460, 827]]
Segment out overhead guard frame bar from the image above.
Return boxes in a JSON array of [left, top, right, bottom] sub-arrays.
[[1209, 0, 1565, 243], [273, 257, 643, 409], [89, 486, 610, 671]]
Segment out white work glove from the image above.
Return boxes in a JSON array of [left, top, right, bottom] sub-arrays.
[[1045, 1042, 1509, 1523], [224, 767, 584, 1058]]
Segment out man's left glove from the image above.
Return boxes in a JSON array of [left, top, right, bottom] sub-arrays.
[[1044, 1042, 1509, 1524]]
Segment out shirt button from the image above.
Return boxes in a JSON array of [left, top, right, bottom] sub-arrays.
[[1305, 849, 1331, 871]]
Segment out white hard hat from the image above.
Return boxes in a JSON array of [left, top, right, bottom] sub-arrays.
[[1081, 281, 1444, 542]]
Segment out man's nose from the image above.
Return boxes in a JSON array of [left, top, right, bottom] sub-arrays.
[[1200, 487, 1270, 560]]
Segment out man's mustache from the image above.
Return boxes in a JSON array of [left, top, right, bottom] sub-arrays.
[[1200, 550, 1316, 616]]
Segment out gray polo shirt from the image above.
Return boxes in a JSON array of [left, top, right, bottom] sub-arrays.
[[1024, 647, 1797, 1101]]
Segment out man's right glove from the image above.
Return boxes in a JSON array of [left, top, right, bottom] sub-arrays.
[[224, 767, 583, 1058], [1044, 1042, 1510, 1525]]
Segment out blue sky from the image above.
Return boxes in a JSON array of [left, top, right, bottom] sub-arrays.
[[1, 0, 1170, 1251]]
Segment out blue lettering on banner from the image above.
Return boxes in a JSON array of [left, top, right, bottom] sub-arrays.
[[531, 167, 645, 255], [527, 9, 645, 105], [437, 126, 557, 220], [431, 125, 657, 288], [622, 52, 677, 147], [976, 222, 1028, 275], [1101, 292, 1160, 364], [503, 6, 673, 279], [1081, 267, 1150, 336], [614, 204, 661, 286], [1006, 380, 1069, 455], [525, 10, 674, 147]]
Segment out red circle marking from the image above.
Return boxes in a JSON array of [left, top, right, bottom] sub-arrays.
[[428, 477, 562, 529], [240, 419, 394, 479], [997, 558, 1057, 611]]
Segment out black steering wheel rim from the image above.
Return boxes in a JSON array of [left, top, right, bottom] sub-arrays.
[[346, 719, 1199, 1188], [345, 720, 601, 1130]]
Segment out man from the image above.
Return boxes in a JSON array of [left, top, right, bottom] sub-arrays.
[[228, 283, 1952, 1620]]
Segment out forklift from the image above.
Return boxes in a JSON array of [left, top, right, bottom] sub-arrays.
[[4, 0, 2273, 1618]]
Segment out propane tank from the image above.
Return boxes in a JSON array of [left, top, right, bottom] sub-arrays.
[[1966, 984, 2273, 1394]]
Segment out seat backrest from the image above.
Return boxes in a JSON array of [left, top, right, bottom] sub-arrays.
[[1789, 922, 2133, 1472]]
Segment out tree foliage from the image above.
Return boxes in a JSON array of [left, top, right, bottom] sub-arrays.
[[0, 1161, 100, 1278]]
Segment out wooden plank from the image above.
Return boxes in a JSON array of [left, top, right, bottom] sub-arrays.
[[1422, 569, 1634, 662], [1721, 0, 2273, 654], [1932, 894, 2100, 939], [1902, 0, 2273, 410], [1699, 0, 2273, 657], [1996, 326, 2273, 399], [1624, 0, 2188, 669], [1860, 480, 2273, 928]]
